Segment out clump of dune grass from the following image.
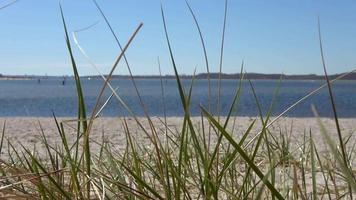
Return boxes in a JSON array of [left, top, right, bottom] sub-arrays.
[[1, 1, 356, 199]]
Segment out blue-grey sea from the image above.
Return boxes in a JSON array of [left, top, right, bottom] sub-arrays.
[[1, 78, 355, 117]]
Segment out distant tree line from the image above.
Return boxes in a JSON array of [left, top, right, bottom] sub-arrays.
[[82, 72, 356, 80]]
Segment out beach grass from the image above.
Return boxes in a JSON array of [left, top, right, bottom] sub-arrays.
[[1, 2, 356, 199]]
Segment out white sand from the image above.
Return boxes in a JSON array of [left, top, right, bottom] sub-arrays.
[[0, 116, 355, 156]]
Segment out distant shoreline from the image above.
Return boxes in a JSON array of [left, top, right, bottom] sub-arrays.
[[1, 72, 356, 80]]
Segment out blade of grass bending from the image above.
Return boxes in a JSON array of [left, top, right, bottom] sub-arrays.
[[72, 24, 119, 96], [92, 0, 148, 114], [225, 62, 244, 128], [314, 142, 332, 200], [73, 24, 160, 146], [60, 6, 87, 140], [158, 57, 168, 145], [248, 75, 282, 156], [0, 168, 66, 192], [0, 0, 18, 10], [217, 119, 256, 183], [158, 56, 173, 200], [185, 1, 213, 158], [72, 22, 119, 119], [309, 131, 317, 200], [238, 77, 281, 198], [122, 118, 145, 194], [157, 57, 172, 199], [241, 133, 312, 199], [161, 5, 208, 198], [83, 21, 143, 136], [161, 4, 186, 111], [6, 140, 25, 167], [217, 0, 228, 121], [73, 23, 128, 121], [224, 66, 245, 173], [0, 171, 38, 190], [85, 24, 143, 196], [60, 6, 88, 134], [92, 1, 165, 177], [201, 107, 284, 200], [60, 5, 90, 197], [248, 76, 278, 125], [0, 120, 5, 155], [30, 154, 49, 200], [244, 68, 356, 149], [187, 71, 213, 197], [121, 164, 165, 200], [311, 105, 356, 191], [254, 161, 279, 200], [18, 150, 43, 196], [176, 69, 197, 198], [98, 171, 157, 200], [73, 32, 160, 149], [185, 0, 211, 113], [21, 145, 72, 199], [206, 61, 244, 195], [318, 18, 348, 168], [73, 24, 158, 148], [247, 76, 279, 155], [37, 121, 57, 172], [92, 0, 157, 130], [53, 113, 83, 199], [94, 87, 119, 118], [318, 19, 353, 198]]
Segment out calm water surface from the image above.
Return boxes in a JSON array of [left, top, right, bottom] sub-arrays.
[[0, 79, 355, 117]]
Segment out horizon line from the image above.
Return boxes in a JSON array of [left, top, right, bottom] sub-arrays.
[[0, 71, 354, 77]]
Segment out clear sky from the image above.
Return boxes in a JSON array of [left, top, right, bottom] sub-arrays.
[[0, 0, 356, 76]]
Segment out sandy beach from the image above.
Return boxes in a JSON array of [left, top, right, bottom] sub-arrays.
[[1, 116, 355, 156], [0, 116, 355, 199]]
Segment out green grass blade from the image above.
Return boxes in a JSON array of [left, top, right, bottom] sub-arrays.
[[314, 142, 332, 200], [217, 119, 256, 183], [121, 164, 165, 200], [217, 0, 228, 120], [318, 19, 352, 198], [53, 115, 83, 199], [22, 147, 72, 199], [59, 5, 90, 197], [309, 131, 317, 199], [312, 105, 356, 192], [0, 120, 5, 155], [185, 0, 211, 114], [318, 18, 348, 169], [244, 68, 356, 149], [201, 107, 284, 200]]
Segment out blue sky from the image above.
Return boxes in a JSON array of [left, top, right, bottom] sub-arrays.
[[0, 0, 356, 76]]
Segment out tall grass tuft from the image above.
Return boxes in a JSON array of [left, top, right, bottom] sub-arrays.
[[0, 3, 356, 200]]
